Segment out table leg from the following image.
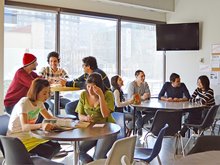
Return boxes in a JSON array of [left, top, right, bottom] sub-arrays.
[[133, 107, 136, 135], [54, 91, 60, 116], [73, 141, 80, 165]]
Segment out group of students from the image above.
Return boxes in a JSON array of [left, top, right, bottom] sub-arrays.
[[3, 52, 216, 164]]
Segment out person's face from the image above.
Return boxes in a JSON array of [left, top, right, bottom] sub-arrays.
[[37, 86, 50, 102], [172, 78, 181, 87], [49, 57, 59, 69], [197, 79, 204, 90], [136, 72, 145, 83], [117, 76, 124, 87], [30, 61, 38, 70], [82, 63, 90, 74], [86, 83, 96, 96]]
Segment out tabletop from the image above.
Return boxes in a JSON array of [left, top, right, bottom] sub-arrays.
[[132, 98, 206, 111], [50, 86, 80, 92], [174, 151, 220, 165], [31, 122, 121, 141]]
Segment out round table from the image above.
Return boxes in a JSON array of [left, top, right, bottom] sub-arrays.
[[31, 122, 121, 165], [174, 151, 220, 164]]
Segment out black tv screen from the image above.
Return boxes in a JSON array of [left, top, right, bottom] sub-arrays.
[[156, 23, 199, 51]]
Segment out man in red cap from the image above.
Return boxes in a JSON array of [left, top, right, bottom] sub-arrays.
[[4, 53, 39, 114]]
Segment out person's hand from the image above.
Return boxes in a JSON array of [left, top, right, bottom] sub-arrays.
[[173, 98, 179, 102], [142, 93, 150, 100], [85, 115, 94, 122], [129, 95, 135, 104], [42, 123, 54, 131], [59, 78, 67, 86], [92, 85, 102, 96], [167, 97, 173, 101]]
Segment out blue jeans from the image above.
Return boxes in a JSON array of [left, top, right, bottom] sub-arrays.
[[4, 106, 14, 114], [65, 100, 79, 119], [46, 97, 71, 114], [79, 134, 117, 164]]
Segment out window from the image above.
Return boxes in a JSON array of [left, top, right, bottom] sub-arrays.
[[4, 7, 56, 95], [121, 21, 164, 96], [4, 4, 164, 98], [59, 13, 117, 80]]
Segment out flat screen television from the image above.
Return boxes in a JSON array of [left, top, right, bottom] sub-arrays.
[[156, 23, 199, 51]]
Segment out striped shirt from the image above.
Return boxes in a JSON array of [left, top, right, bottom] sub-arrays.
[[190, 88, 215, 106]]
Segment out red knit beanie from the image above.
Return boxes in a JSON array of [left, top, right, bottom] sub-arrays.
[[23, 53, 37, 67]]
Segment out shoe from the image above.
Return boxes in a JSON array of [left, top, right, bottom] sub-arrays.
[[137, 129, 143, 136]]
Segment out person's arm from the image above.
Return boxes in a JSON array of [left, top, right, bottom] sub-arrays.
[[93, 86, 111, 118], [20, 113, 42, 131], [142, 82, 151, 100], [158, 83, 167, 100], [200, 89, 214, 105], [182, 83, 191, 99], [190, 88, 199, 102], [38, 67, 46, 78], [75, 92, 94, 122], [61, 68, 69, 79], [66, 74, 86, 88], [113, 90, 133, 107]]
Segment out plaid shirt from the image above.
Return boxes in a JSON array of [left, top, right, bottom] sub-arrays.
[[39, 66, 69, 80]]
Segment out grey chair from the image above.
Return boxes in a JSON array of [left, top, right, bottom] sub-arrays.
[[0, 114, 10, 136], [112, 112, 126, 139], [87, 135, 137, 165], [0, 136, 64, 165], [142, 110, 184, 156], [183, 105, 220, 151], [0, 114, 10, 163], [134, 124, 168, 165]]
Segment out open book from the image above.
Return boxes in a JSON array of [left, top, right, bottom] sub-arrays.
[[43, 119, 74, 132]]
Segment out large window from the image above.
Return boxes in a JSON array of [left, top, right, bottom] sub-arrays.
[[59, 13, 117, 80], [4, 7, 56, 95], [4, 5, 164, 98], [121, 21, 164, 96]]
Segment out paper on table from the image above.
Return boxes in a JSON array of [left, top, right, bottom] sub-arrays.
[[93, 124, 105, 128]]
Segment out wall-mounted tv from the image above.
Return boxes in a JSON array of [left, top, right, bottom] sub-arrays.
[[156, 22, 199, 51]]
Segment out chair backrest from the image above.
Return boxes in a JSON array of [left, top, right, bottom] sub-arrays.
[[200, 105, 219, 130], [112, 112, 126, 139], [147, 124, 169, 162], [0, 114, 10, 136], [150, 110, 182, 136], [0, 114, 10, 157], [0, 136, 34, 165], [187, 135, 220, 155], [121, 155, 133, 165], [105, 135, 137, 165]]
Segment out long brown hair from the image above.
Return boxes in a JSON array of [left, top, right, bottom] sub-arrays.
[[27, 78, 50, 102]]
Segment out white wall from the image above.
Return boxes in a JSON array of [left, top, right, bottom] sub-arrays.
[[166, 0, 220, 96]]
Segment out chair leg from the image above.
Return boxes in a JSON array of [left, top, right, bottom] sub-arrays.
[[183, 134, 193, 152], [157, 155, 162, 165], [174, 134, 185, 157]]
